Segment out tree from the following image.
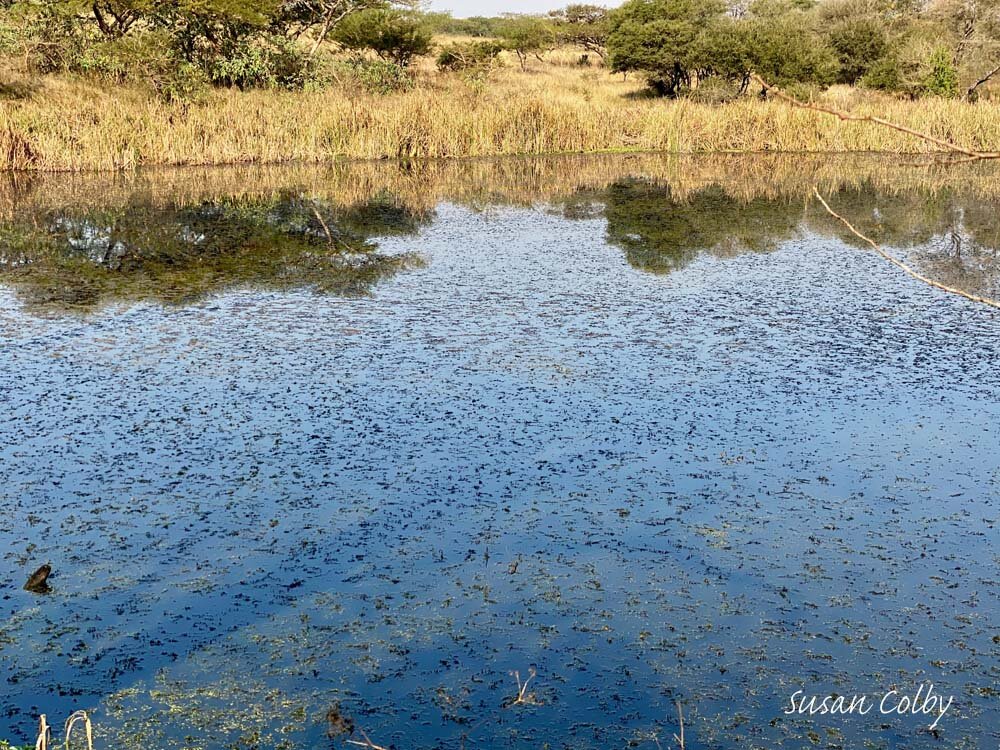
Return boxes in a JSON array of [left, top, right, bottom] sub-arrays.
[[549, 4, 610, 61], [495, 15, 555, 70], [745, 16, 839, 89], [826, 18, 888, 83], [274, 0, 392, 58], [606, 0, 725, 96], [330, 8, 432, 66]]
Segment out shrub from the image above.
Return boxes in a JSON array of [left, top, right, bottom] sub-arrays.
[[340, 57, 414, 94], [208, 34, 311, 89], [861, 55, 902, 92], [331, 9, 433, 67], [827, 18, 888, 85], [436, 41, 503, 72], [922, 47, 958, 97], [43, 31, 210, 101]]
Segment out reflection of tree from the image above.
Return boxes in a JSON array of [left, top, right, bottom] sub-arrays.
[[0, 191, 429, 311], [806, 185, 1000, 298], [557, 177, 1000, 299], [561, 179, 804, 274]]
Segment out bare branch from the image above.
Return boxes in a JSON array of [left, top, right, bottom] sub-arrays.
[[813, 189, 1000, 311], [967, 60, 1000, 101], [751, 74, 999, 161]]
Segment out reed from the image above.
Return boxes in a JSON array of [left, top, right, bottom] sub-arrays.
[[1, 64, 999, 171]]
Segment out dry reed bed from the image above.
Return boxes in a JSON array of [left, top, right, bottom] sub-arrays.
[[2, 71, 1000, 171]]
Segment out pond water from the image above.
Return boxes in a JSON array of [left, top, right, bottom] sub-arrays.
[[0, 155, 998, 750]]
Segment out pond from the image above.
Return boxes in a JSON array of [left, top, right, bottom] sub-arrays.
[[0, 155, 998, 750]]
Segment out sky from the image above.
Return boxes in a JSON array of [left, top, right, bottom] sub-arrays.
[[425, 0, 616, 17]]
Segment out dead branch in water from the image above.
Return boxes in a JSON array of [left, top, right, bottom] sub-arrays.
[[672, 701, 685, 750], [750, 74, 999, 161], [509, 667, 541, 706], [813, 189, 1000, 310], [345, 728, 390, 750]]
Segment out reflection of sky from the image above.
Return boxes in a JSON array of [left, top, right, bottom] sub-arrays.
[[1, 197, 998, 750], [426, 0, 618, 17]]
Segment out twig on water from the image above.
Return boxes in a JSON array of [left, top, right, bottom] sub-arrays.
[[311, 200, 336, 247], [750, 74, 999, 161], [345, 727, 390, 750], [508, 667, 540, 706], [672, 700, 685, 750], [813, 189, 1000, 310]]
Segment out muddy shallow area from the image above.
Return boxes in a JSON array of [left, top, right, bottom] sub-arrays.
[[0, 155, 998, 750]]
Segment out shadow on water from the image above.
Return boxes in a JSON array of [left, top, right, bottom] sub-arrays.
[[0, 155, 999, 750]]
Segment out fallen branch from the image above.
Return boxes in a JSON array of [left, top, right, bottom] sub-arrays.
[[345, 728, 390, 750], [813, 189, 1000, 310], [672, 701, 685, 750], [751, 74, 999, 160]]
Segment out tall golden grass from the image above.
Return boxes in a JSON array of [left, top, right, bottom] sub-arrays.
[[1, 61, 999, 171]]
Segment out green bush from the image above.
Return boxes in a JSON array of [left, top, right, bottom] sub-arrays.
[[860, 55, 902, 92], [331, 9, 433, 67], [436, 41, 503, 72], [827, 18, 888, 84], [922, 47, 958, 97], [208, 34, 311, 89], [43, 31, 210, 101], [340, 57, 414, 94]]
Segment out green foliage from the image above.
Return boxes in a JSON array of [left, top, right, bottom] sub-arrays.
[[331, 9, 432, 67], [607, 0, 724, 96], [549, 4, 610, 60], [75, 32, 211, 100], [922, 46, 958, 96], [743, 16, 839, 88], [419, 13, 502, 36], [494, 15, 556, 70], [208, 34, 310, 89], [860, 54, 902, 91], [339, 56, 414, 93], [827, 18, 889, 83], [436, 40, 503, 72], [1, 0, 364, 90]]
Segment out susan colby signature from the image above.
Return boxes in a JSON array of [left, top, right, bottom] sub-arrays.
[[785, 683, 954, 731]]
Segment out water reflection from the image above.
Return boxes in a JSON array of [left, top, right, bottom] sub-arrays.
[[0, 190, 428, 311], [2, 156, 998, 312], [558, 180, 804, 273]]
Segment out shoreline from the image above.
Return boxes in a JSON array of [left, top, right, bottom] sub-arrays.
[[2, 74, 998, 172]]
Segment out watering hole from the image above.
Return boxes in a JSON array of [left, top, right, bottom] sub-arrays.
[[0, 154, 998, 750]]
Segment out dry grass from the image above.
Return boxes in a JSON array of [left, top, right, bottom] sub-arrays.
[[1, 55, 999, 171]]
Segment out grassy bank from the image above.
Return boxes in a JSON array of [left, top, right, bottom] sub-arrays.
[[2, 62, 1000, 171]]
